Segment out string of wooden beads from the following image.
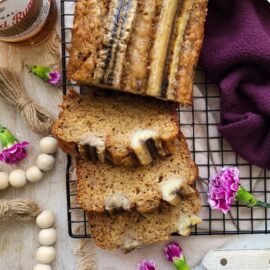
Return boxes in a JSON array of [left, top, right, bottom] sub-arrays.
[[0, 137, 58, 190], [0, 199, 57, 270], [34, 210, 57, 270]]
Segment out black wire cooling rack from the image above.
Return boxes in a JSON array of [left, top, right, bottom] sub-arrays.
[[60, 0, 270, 238]]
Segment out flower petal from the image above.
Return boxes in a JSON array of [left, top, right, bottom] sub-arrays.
[[48, 71, 62, 85], [164, 242, 183, 262], [0, 141, 29, 164], [208, 167, 240, 214], [136, 259, 157, 270]]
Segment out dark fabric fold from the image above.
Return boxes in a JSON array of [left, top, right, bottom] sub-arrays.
[[201, 0, 270, 169]]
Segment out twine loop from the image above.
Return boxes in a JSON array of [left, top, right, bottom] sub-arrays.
[[16, 97, 33, 112], [0, 199, 41, 222], [0, 68, 53, 135], [0, 199, 10, 219]]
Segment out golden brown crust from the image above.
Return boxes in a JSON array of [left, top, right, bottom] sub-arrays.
[[174, 0, 208, 104], [51, 90, 81, 156], [67, 0, 108, 81]]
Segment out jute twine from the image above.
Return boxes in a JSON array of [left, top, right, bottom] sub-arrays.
[[0, 68, 53, 135], [74, 225, 97, 270], [0, 199, 41, 222], [75, 239, 98, 270]]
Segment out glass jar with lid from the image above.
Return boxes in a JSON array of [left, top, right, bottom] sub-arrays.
[[0, 0, 57, 46]]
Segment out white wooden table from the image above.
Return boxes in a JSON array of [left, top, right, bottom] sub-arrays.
[[0, 4, 269, 270], [0, 31, 76, 270]]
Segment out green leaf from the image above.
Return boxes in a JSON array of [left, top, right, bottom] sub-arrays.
[[173, 257, 190, 270], [255, 200, 270, 208], [236, 186, 257, 207], [28, 65, 52, 80], [0, 126, 17, 149]]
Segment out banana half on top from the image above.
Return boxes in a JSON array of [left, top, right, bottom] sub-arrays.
[[67, 0, 208, 104]]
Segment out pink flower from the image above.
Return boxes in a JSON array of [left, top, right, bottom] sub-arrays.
[[0, 141, 29, 164], [48, 70, 62, 85], [27, 65, 62, 86], [164, 242, 189, 270], [0, 126, 29, 165], [136, 260, 157, 270], [208, 167, 240, 214], [164, 242, 183, 262]]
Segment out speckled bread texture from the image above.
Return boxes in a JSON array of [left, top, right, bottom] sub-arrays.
[[88, 191, 202, 251], [52, 89, 179, 166], [67, 0, 208, 104], [76, 133, 198, 214]]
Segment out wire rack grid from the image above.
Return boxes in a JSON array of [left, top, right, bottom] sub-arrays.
[[60, 0, 270, 239]]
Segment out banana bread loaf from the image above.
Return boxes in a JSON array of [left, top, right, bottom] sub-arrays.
[[88, 191, 201, 251], [77, 133, 198, 214], [67, 0, 208, 104], [52, 89, 179, 166]]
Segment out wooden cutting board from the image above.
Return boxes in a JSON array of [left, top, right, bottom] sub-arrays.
[[202, 249, 270, 270]]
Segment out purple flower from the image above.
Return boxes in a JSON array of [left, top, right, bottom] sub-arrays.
[[0, 141, 29, 164], [0, 126, 29, 165], [164, 242, 183, 262], [48, 70, 62, 85], [208, 167, 240, 214], [164, 242, 189, 270], [136, 260, 157, 270], [27, 65, 62, 86]]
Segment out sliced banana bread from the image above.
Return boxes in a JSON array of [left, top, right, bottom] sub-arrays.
[[52, 89, 179, 166], [67, 0, 208, 104], [88, 191, 202, 251], [77, 133, 198, 214]]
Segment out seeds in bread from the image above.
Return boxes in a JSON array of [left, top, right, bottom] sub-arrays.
[[52, 89, 179, 166], [88, 192, 202, 251], [67, 0, 208, 104], [76, 133, 198, 213]]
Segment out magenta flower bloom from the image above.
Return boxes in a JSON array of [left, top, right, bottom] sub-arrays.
[[0, 126, 29, 165], [48, 70, 62, 85], [136, 260, 156, 270], [27, 65, 62, 86], [208, 167, 270, 214], [164, 242, 189, 270], [208, 167, 240, 214], [164, 242, 183, 262]]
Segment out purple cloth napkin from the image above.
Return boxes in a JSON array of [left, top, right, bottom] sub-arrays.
[[200, 0, 270, 170]]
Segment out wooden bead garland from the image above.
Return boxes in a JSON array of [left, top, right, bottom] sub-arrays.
[[0, 200, 57, 269], [0, 136, 58, 191], [35, 210, 57, 268]]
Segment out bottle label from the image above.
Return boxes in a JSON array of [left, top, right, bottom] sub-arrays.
[[0, 0, 51, 42]]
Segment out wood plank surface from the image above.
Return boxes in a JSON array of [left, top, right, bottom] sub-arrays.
[[0, 30, 77, 270]]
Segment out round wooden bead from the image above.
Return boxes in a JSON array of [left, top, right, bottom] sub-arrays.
[[40, 137, 58, 154], [9, 169, 27, 188], [36, 210, 55, 229], [0, 172, 9, 190], [36, 246, 56, 264], [37, 154, 55, 171], [33, 264, 52, 270], [39, 228, 57, 246], [26, 166, 44, 183]]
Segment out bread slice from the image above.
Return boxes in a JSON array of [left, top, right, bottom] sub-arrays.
[[67, 0, 208, 104], [76, 133, 198, 214], [52, 89, 179, 166], [88, 191, 202, 251]]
